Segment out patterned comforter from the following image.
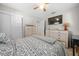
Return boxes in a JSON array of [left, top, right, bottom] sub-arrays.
[[15, 36, 66, 56], [0, 35, 66, 56]]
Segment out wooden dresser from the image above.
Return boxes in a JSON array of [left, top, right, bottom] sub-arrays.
[[46, 30, 68, 48], [24, 25, 36, 37]]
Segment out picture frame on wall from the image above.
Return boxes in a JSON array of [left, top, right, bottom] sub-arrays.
[[48, 15, 62, 25]]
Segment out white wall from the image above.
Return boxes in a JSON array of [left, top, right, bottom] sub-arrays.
[[0, 11, 23, 39], [63, 7, 79, 35], [23, 15, 37, 26], [0, 12, 11, 38], [46, 6, 79, 35], [36, 20, 44, 36], [0, 4, 38, 37], [22, 15, 38, 37], [0, 4, 46, 36], [37, 6, 79, 35], [0, 4, 21, 15], [1, 4, 79, 36]]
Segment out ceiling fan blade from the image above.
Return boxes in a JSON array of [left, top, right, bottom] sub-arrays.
[[33, 3, 49, 12], [33, 6, 39, 9], [45, 3, 48, 5]]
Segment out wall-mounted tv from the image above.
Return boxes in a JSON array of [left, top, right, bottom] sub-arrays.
[[48, 15, 62, 25]]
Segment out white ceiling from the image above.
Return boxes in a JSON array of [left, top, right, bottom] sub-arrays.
[[0, 3, 79, 19]]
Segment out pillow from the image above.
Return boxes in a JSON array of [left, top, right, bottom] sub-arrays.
[[0, 33, 8, 42], [0, 33, 14, 56], [32, 35, 56, 44], [0, 41, 6, 44]]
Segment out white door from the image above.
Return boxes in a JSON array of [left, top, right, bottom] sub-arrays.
[[11, 15, 23, 40], [0, 12, 23, 40]]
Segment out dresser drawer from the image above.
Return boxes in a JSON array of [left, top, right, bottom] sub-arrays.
[[46, 30, 68, 47]]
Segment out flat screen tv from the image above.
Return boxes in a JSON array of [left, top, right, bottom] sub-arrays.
[[48, 15, 62, 25]]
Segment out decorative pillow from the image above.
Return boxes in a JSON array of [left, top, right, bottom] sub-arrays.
[[0, 33, 9, 42], [0, 41, 6, 44], [0, 33, 14, 56], [32, 35, 56, 44]]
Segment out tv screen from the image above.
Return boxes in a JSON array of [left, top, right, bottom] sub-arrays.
[[48, 15, 62, 25]]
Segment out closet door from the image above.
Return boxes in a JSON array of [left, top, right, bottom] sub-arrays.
[[11, 15, 23, 40], [0, 12, 11, 38], [0, 13, 3, 32]]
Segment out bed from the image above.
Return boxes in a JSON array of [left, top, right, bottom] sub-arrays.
[[0, 33, 66, 56]]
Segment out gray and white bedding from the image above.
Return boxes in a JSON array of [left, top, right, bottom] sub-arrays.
[[0, 33, 66, 56], [0, 33, 14, 56]]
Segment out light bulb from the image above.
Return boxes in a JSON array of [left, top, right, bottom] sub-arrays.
[[56, 18, 59, 21], [39, 4, 44, 10]]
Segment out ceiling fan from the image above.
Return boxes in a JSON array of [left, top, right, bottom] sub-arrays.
[[33, 3, 48, 12]]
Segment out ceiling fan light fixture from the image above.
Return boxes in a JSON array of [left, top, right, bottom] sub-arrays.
[[33, 3, 48, 12], [39, 4, 44, 10], [40, 3, 48, 12]]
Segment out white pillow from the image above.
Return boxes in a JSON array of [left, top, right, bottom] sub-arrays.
[[32, 35, 56, 44]]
